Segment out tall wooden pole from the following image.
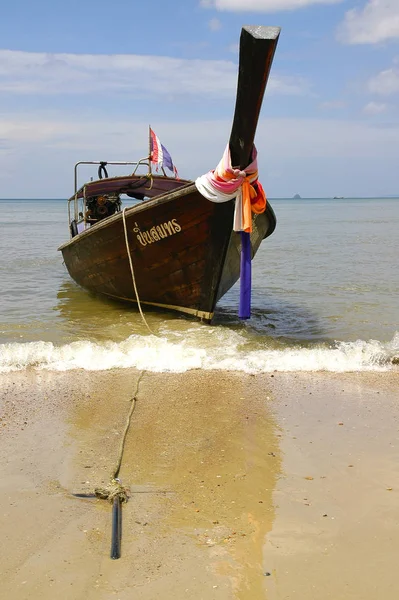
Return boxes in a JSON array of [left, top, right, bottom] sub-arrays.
[[228, 26, 280, 169]]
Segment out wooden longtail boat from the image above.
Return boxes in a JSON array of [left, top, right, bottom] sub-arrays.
[[59, 26, 280, 323]]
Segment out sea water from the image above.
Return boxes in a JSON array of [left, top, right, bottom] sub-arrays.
[[0, 197, 398, 373]]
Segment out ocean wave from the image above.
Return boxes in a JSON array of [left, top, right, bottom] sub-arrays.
[[0, 330, 398, 374]]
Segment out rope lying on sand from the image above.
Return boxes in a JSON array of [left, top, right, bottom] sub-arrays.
[[94, 370, 145, 504], [92, 370, 145, 559]]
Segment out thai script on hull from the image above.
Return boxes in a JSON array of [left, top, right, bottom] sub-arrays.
[[133, 219, 182, 246]]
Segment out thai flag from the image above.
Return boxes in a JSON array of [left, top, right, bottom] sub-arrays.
[[150, 128, 179, 178]]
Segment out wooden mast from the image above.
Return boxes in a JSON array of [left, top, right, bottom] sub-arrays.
[[228, 26, 280, 169]]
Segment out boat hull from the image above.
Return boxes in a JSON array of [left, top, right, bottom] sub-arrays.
[[59, 184, 275, 322]]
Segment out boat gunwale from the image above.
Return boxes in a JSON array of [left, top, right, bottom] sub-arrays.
[[59, 180, 277, 252]]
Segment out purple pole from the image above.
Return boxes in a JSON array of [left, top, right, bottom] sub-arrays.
[[239, 231, 251, 319]]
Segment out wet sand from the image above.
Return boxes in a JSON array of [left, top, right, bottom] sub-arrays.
[[0, 368, 398, 599]]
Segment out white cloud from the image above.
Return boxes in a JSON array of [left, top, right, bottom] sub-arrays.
[[208, 17, 222, 31], [368, 67, 399, 95], [200, 0, 343, 12], [0, 50, 234, 98], [257, 117, 399, 159], [1, 112, 399, 197], [0, 49, 309, 98], [319, 100, 346, 109], [363, 101, 387, 114], [338, 0, 399, 44], [268, 75, 310, 95]]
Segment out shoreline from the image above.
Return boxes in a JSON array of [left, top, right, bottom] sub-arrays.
[[1, 368, 398, 599]]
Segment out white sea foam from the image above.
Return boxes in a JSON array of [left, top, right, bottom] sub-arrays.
[[0, 330, 397, 374]]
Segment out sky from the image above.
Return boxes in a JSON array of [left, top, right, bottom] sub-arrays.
[[1, 0, 399, 198]]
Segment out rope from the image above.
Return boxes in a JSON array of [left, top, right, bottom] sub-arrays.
[[95, 370, 145, 504], [122, 207, 154, 335]]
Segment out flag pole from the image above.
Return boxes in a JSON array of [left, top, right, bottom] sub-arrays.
[[148, 125, 152, 175]]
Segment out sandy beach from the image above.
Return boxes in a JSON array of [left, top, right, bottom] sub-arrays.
[[0, 368, 398, 599]]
